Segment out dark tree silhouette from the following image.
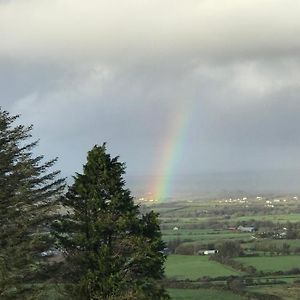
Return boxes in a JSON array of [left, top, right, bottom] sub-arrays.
[[56, 144, 169, 299], [0, 108, 65, 297]]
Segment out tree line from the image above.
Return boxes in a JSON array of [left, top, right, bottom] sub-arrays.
[[0, 108, 169, 299]]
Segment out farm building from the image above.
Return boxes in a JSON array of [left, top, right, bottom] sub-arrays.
[[198, 249, 218, 255], [237, 225, 255, 232]]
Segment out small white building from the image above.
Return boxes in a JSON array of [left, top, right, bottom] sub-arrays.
[[237, 225, 255, 233], [198, 249, 218, 255], [204, 250, 218, 255]]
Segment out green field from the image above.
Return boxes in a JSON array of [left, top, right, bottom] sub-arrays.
[[162, 229, 252, 242], [168, 288, 245, 300], [160, 217, 211, 225], [252, 275, 300, 284], [243, 239, 300, 251], [231, 213, 300, 223], [166, 255, 242, 279], [235, 255, 300, 272], [247, 285, 300, 300]]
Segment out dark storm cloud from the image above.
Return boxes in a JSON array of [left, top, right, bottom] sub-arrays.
[[1, 0, 300, 178]]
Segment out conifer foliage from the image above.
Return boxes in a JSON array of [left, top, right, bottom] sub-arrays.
[[0, 108, 65, 296], [57, 144, 169, 300]]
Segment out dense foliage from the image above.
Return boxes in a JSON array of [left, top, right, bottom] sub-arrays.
[[56, 144, 169, 299], [0, 108, 65, 297]]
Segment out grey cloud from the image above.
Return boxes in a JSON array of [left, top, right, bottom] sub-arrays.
[[1, 0, 300, 64], [5, 57, 300, 176], [1, 1, 300, 183]]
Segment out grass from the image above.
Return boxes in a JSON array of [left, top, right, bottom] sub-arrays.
[[165, 255, 242, 280], [251, 275, 300, 284], [160, 217, 211, 225], [231, 213, 300, 223], [168, 288, 245, 300], [161, 214, 295, 226], [247, 285, 300, 299], [0, 284, 69, 300], [243, 239, 300, 251], [162, 230, 252, 242], [235, 255, 300, 272]]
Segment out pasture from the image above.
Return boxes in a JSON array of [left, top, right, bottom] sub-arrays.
[[247, 285, 300, 300], [231, 213, 300, 223], [165, 255, 242, 280], [162, 229, 252, 242], [243, 239, 300, 251], [168, 288, 245, 300], [235, 255, 300, 272]]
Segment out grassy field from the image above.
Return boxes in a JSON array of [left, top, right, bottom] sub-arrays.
[[168, 288, 245, 300], [243, 239, 300, 251], [235, 255, 300, 272], [162, 229, 252, 242], [166, 255, 242, 279], [253, 275, 300, 284], [230, 213, 300, 223], [247, 285, 300, 300], [160, 217, 211, 225], [162, 229, 219, 235], [161, 213, 300, 226]]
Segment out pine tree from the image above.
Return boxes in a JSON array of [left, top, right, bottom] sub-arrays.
[[0, 108, 65, 297], [56, 144, 169, 300]]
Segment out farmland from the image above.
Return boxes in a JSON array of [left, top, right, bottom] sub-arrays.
[[166, 255, 242, 279], [247, 285, 300, 300], [231, 213, 300, 223], [168, 288, 246, 300], [243, 239, 300, 251], [162, 229, 253, 242], [235, 256, 300, 272], [140, 194, 300, 299]]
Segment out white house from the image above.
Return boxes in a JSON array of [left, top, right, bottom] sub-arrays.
[[198, 249, 218, 255], [237, 225, 255, 233]]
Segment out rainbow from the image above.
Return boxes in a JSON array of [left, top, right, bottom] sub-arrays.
[[151, 101, 193, 201]]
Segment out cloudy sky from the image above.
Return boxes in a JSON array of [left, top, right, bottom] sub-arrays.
[[1, 0, 300, 185]]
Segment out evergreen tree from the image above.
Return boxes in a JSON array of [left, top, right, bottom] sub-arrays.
[[56, 144, 169, 300], [0, 108, 65, 297]]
